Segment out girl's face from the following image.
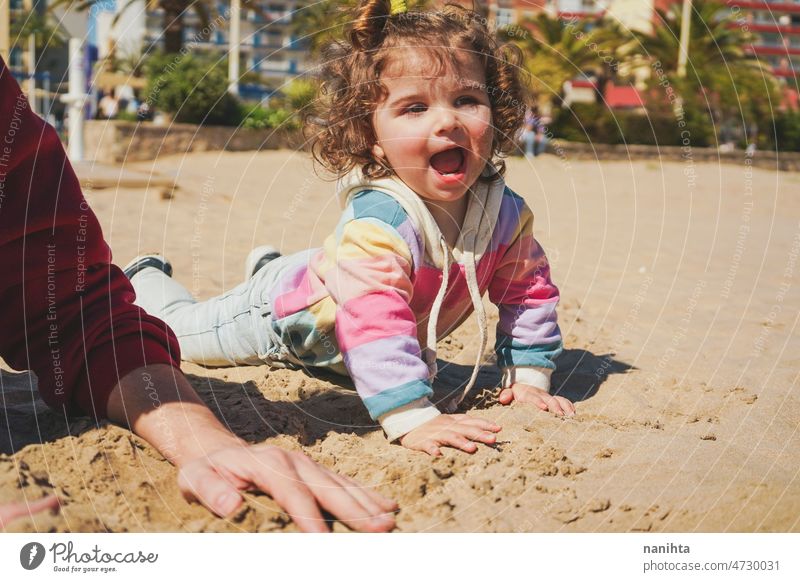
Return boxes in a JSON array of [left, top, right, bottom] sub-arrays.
[[371, 49, 494, 208]]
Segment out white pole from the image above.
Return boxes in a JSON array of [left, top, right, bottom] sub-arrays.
[[677, 0, 692, 78], [62, 38, 86, 162], [27, 34, 37, 113], [228, 0, 241, 95]]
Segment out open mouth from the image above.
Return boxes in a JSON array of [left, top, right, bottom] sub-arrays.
[[429, 147, 466, 177]]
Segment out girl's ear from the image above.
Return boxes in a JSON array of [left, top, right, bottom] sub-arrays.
[[372, 142, 386, 160]]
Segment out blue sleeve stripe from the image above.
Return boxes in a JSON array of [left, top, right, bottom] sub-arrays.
[[362, 379, 433, 420], [495, 337, 563, 370]]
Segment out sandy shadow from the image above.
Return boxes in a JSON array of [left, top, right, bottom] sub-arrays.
[[551, 349, 635, 401], [186, 373, 379, 447], [0, 369, 104, 454], [433, 348, 634, 409], [1, 349, 633, 453]]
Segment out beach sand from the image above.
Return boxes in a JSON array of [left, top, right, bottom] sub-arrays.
[[2, 151, 798, 532]]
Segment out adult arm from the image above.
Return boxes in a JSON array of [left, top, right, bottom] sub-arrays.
[[106, 364, 396, 532]]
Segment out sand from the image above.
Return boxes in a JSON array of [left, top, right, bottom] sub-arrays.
[[2, 150, 798, 532]]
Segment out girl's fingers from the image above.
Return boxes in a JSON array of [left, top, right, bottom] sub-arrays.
[[451, 416, 501, 433], [556, 396, 576, 416], [544, 394, 566, 416], [498, 388, 515, 405], [458, 425, 499, 445], [445, 433, 478, 453], [425, 443, 443, 457]]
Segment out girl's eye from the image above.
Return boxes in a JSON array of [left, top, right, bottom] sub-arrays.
[[456, 96, 479, 107], [404, 103, 427, 115]]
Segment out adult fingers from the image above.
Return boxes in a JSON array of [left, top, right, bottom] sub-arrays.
[[177, 461, 243, 517], [248, 450, 329, 533], [0, 495, 60, 530], [295, 458, 395, 533], [329, 470, 398, 514]]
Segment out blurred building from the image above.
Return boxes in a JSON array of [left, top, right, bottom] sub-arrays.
[[98, 0, 310, 86], [721, 0, 800, 80], [7, 0, 89, 119], [485, 0, 679, 33], [491, 0, 798, 81]]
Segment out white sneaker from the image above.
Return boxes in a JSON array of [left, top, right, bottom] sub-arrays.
[[244, 245, 281, 279], [122, 254, 172, 280]]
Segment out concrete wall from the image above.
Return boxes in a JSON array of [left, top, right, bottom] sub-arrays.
[[84, 120, 300, 163], [83, 120, 800, 173], [549, 141, 800, 173]]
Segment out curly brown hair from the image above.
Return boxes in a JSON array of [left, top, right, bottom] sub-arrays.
[[306, 0, 529, 182]]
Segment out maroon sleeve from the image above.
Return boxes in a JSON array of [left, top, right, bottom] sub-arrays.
[[0, 58, 181, 419]]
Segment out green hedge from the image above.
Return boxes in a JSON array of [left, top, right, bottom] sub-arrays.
[[144, 53, 241, 126], [551, 101, 715, 148], [769, 112, 800, 152]]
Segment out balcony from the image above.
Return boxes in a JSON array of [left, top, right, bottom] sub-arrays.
[[748, 45, 800, 55], [730, 22, 800, 34], [724, 1, 800, 13]]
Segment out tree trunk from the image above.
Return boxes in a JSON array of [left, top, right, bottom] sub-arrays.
[[161, 0, 186, 54]]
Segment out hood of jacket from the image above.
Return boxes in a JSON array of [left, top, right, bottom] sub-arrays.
[[336, 164, 506, 269]]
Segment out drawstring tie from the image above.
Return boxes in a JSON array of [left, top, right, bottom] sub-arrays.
[[425, 233, 487, 412]]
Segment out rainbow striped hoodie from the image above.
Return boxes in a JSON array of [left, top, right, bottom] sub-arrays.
[[267, 167, 562, 440]]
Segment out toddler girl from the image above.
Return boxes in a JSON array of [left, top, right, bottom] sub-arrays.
[[127, 0, 573, 456]]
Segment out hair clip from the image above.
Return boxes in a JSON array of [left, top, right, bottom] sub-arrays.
[[390, 0, 407, 15]]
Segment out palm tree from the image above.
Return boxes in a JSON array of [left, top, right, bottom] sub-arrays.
[[635, 0, 766, 75], [10, 10, 67, 50], [635, 0, 777, 138], [502, 12, 622, 107]]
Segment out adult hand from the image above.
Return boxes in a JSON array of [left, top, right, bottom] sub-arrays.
[[177, 444, 396, 532], [107, 365, 397, 532], [0, 495, 60, 530]]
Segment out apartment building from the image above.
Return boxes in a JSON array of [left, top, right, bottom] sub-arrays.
[[100, 0, 310, 84], [723, 0, 800, 79]]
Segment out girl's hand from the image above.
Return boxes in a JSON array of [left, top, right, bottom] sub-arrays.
[[399, 414, 501, 456], [498, 383, 576, 416]]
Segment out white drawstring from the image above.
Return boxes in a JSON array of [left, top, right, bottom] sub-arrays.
[[426, 232, 487, 412], [453, 231, 487, 408], [424, 237, 450, 380]]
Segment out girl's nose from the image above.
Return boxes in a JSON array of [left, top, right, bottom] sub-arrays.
[[433, 107, 461, 135]]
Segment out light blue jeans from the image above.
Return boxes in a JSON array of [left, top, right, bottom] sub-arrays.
[[131, 250, 315, 367]]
